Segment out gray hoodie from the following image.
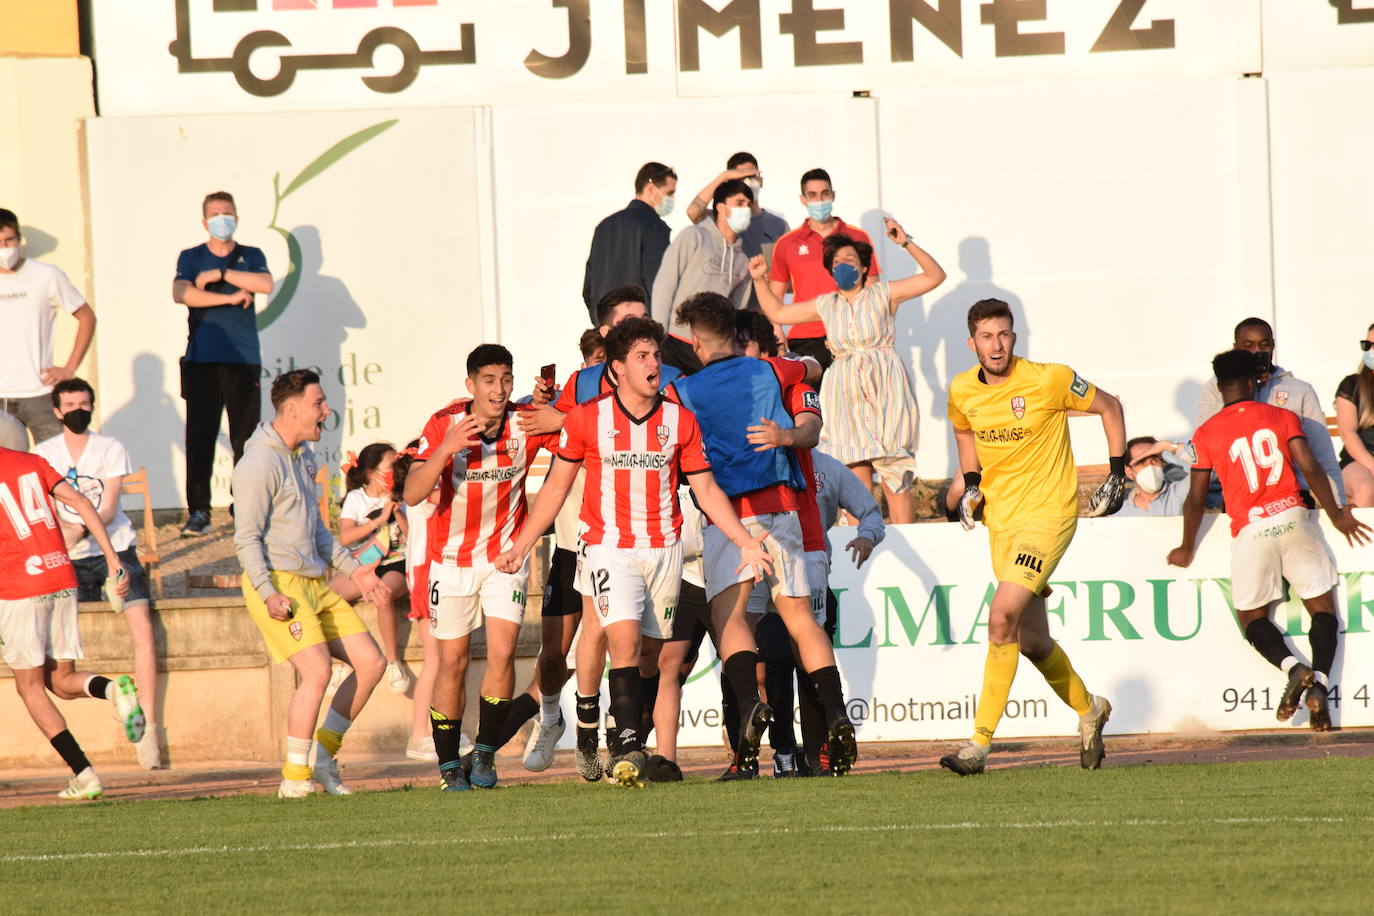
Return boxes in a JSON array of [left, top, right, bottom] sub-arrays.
[[651, 218, 750, 339], [232, 423, 358, 601]]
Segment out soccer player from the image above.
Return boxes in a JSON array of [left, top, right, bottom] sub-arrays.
[[942, 299, 1125, 776], [0, 445, 142, 800], [233, 369, 389, 798], [1168, 349, 1370, 730], [497, 317, 771, 787], [666, 292, 859, 778], [404, 345, 558, 791]]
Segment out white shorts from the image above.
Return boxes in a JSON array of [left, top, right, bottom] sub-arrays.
[[746, 548, 830, 624], [0, 589, 81, 669], [1230, 507, 1338, 610], [427, 558, 529, 640], [704, 512, 809, 603], [582, 541, 683, 640]]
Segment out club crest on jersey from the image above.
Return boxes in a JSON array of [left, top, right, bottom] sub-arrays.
[[655, 424, 670, 446], [289, 621, 303, 641], [1274, 390, 1289, 406], [597, 595, 610, 616], [1011, 396, 1025, 419], [505, 438, 520, 459]]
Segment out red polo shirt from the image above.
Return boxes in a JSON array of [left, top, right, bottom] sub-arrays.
[[768, 217, 881, 340]]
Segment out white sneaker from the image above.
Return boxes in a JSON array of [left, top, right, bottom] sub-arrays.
[[135, 724, 164, 770], [406, 735, 439, 762], [327, 663, 352, 693], [312, 755, 354, 795], [58, 767, 103, 800], [523, 713, 566, 772], [111, 675, 146, 744], [1079, 695, 1112, 770], [459, 731, 475, 758], [277, 777, 314, 799], [386, 661, 413, 695]]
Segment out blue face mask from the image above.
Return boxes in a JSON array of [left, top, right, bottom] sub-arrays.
[[207, 214, 236, 241], [831, 262, 860, 291], [806, 200, 833, 222], [1363, 350, 1374, 372]]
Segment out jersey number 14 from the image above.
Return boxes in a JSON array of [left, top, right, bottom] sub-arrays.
[[1228, 430, 1283, 493]]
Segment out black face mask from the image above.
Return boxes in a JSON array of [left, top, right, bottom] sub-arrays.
[[61, 408, 92, 435]]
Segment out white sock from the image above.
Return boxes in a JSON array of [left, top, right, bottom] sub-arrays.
[[1279, 656, 1298, 674], [76, 766, 97, 783], [539, 693, 562, 726], [1315, 670, 1329, 687], [285, 736, 312, 771]]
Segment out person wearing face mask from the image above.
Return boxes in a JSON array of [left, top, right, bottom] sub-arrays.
[[752, 220, 946, 525], [582, 162, 677, 325], [684, 153, 790, 314], [1334, 322, 1374, 507], [0, 208, 98, 446], [33, 377, 163, 769], [173, 191, 274, 538], [1114, 436, 1193, 517], [650, 179, 756, 374]]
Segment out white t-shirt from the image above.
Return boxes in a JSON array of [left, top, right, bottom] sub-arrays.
[[0, 260, 87, 397], [340, 487, 406, 564], [33, 432, 137, 560]]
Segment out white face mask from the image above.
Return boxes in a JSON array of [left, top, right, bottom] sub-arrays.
[[0, 246, 19, 270], [726, 206, 752, 234], [744, 178, 762, 206], [1134, 463, 1164, 494]]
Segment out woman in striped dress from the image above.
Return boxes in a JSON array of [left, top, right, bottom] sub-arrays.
[[750, 218, 945, 523]]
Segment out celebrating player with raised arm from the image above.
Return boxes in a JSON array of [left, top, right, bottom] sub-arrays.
[[497, 317, 771, 788], [1168, 349, 1371, 730], [943, 299, 1125, 776]]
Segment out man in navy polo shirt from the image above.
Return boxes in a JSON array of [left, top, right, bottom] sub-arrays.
[[172, 191, 273, 537]]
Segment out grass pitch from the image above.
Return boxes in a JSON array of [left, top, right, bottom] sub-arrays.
[[2, 757, 1370, 914]]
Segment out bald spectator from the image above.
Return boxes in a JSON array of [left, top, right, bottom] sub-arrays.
[[582, 162, 677, 325]]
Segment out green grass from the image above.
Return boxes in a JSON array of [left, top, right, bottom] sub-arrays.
[[2, 758, 1371, 914]]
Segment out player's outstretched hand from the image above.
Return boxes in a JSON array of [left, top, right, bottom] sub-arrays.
[[746, 417, 790, 452], [734, 535, 774, 582], [1087, 473, 1126, 517], [1334, 506, 1373, 547], [494, 549, 524, 574], [518, 404, 564, 437], [958, 484, 984, 530], [747, 254, 768, 281], [1166, 546, 1194, 568], [531, 377, 556, 406], [352, 560, 384, 597], [846, 536, 875, 569]]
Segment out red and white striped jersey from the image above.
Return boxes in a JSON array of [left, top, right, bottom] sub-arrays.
[[558, 392, 711, 549], [417, 400, 557, 567]]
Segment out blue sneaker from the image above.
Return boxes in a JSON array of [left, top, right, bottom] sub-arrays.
[[438, 763, 470, 792], [468, 746, 498, 789]]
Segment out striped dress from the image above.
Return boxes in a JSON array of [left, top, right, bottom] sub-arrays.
[[816, 281, 919, 492]]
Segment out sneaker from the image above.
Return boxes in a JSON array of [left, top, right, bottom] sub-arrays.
[[386, 661, 412, 695], [716, 755, 760, 782], [939, 742, 988, 777], [277, 777, 314, 799], [111, 675, 146, 744], [469, 746, 498, 788], [438, 763, 471, 792], [772, 749, 801, 778], [523, 713, 566, 772], [180, 510, 211, 537], [58, 768, 103, 801], [327, 662, 352, 693], [135, 723, 164, 770], [735, 700, 774, 773], [1078, 695, 1112, 770], [609, 750, 647, 788], [574, 725, 603, 782], [1277, 663, 1316, 721], [406, 735, 439, 762], [645, 754, 683, 783], [312, 756, 353, 796], [1306, 683, 1332, 732], [826, 712, 858, 776]]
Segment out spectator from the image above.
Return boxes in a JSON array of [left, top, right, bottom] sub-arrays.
[[578, 327, 606, 366], [766, 169, 881, 370], [581, 162, 677, 324], [1114, 435, 1193, 517], [1334, 322, 1374, 506], [752, 218, 945, 524], [685, 153, 789, 312], [651, 178, 755, 373], [1196, 317, 1345, 506], [0, 207, 97, 446], [33, 377, 163, 769], [172, 191, 274, 537]]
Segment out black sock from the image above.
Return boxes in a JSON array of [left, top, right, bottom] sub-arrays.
[[809, 665, 845, 721], [475, 696, 512, 751], [722, 651, 760, 712], [607, 667, 643, 755], [430, 708, 464, 768], [720, 677, 740, 750], [1309, 612, 1338, 675], [86, 675, 112, 700], [493, 693, 540, 748], [1244, 618, 1293, 669], [50, 730, 90, 775], [796, 674, 825, 769], [765, 655, 798, 750], [575, 693, 600, 733], [640, 673, 660, 741]]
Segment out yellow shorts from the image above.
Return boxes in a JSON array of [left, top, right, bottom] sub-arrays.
[[989, 516, 1077, 596], [242, 571, 369, 663]]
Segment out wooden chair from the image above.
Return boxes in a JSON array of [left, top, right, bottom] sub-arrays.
[[121, 467, 163, 599]]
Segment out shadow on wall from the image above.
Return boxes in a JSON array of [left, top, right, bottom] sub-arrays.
[[103, 352, 184, 510], [19, 225, 60, 261], [1174, 378, 1203, 433]]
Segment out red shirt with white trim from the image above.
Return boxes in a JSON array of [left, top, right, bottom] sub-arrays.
[[768, 218, 882, 340], [1191, 400, 1305, 537], [417, 400, 558, 566], [786, 381, 826, 553], [0, 448, 77, 599], [558, 391, 711, 549]]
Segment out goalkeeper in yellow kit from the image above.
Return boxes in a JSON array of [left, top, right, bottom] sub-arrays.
[[942, 299, 1127, 775]]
